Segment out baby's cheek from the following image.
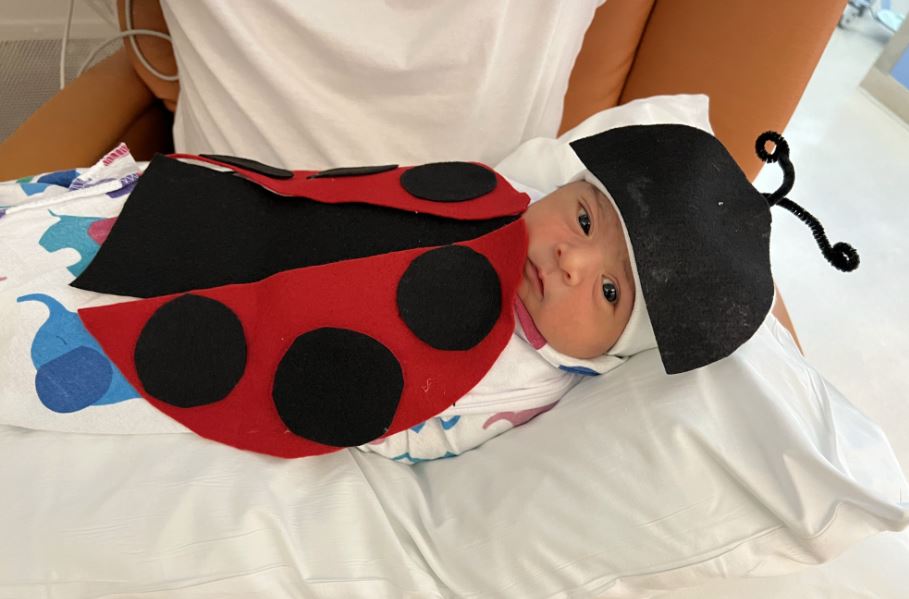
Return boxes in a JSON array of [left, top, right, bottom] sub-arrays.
[[535, 308, 580, 354], [545, 303, 613, 358]]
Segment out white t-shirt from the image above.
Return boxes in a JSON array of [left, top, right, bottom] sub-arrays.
[[161, 0, 605, 169]]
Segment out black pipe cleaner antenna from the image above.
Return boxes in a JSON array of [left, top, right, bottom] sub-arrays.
[[755, 131, 859, 272]]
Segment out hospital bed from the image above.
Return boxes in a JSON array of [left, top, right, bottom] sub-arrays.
[[2, 1, 909, 597]]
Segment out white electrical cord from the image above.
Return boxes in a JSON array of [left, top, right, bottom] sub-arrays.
[[60, 0, 178, 90], [60, 0, 76, 90], [122, 0, 178, 82], [73, 29, 174, 83]]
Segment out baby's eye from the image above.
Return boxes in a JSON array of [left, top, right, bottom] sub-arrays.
[[602, 279, 618, 304], [578, 208, 591, 235]]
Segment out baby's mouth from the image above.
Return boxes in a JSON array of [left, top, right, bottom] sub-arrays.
[[525, 258, 544, 298]]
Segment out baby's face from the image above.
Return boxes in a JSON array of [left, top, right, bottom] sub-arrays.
[[518, 181, 635, 359]]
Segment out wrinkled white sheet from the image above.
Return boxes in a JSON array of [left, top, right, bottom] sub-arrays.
[[661, 531, 909, 599]]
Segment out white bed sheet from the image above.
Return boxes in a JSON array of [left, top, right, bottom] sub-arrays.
[[0, 426, 440, 598], [661, 530, 909, 599], [1, 420, 907, 599]]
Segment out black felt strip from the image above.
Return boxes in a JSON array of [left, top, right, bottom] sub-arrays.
[[272, 328, 402, 446], [199, 154, 294, 179], [308, 164, 398, 178], [400, 162, 497, 202], [397, 245, 501, 351], [72, 155, 517, 298], [135, 294, 247, 407]]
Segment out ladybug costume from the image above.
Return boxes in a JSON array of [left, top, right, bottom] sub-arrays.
[[69, 125, 860, 460], [72, 154, 529, 458]]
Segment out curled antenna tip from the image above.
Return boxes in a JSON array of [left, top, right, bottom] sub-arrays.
[[828, 242, 860, 272], [755, 131, 789, 164]]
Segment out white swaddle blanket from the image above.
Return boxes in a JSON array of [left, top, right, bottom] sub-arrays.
[[359, 327, 581, 462]]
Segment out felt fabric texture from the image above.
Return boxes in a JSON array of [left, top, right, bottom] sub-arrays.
[[199, 154, 294, 179], [397, 245, 501, 351], [72, 155, 522, 299], [72, 154, 529, 458], [273, 327, 403, 446], [571, 124, 774, 374], [309, 164, 399, 179], [134, 294, 247, 408], [399, 162, 499, 202]]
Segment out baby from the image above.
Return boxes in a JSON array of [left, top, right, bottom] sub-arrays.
[[357, 179, 645, 463]]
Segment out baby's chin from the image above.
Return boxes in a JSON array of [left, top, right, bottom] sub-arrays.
[[516, 289, 612, 360], [547, 338, 610, 361]]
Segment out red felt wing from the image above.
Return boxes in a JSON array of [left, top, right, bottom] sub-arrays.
[[78, 220, 527, 458]]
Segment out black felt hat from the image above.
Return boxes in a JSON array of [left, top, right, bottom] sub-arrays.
[[570, 124, 859, 375]]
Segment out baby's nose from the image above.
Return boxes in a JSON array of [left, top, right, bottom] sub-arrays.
[[556, 243, 595, 285]]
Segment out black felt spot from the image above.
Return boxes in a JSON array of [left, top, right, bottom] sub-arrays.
[[200, 154, 294, 179], [273, 328, 402, 446], [400, 162, 497, 202], [72, 155, 516, 298], [308, 164, 398, 179], [397, 245, 500, 350], [135, 294, 247, 407]]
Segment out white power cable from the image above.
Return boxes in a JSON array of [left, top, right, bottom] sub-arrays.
[[75, 29, 174, 81], [60, 0, 76, 90], [123, 0, 178, 82], [60, 0, 178, 91]]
